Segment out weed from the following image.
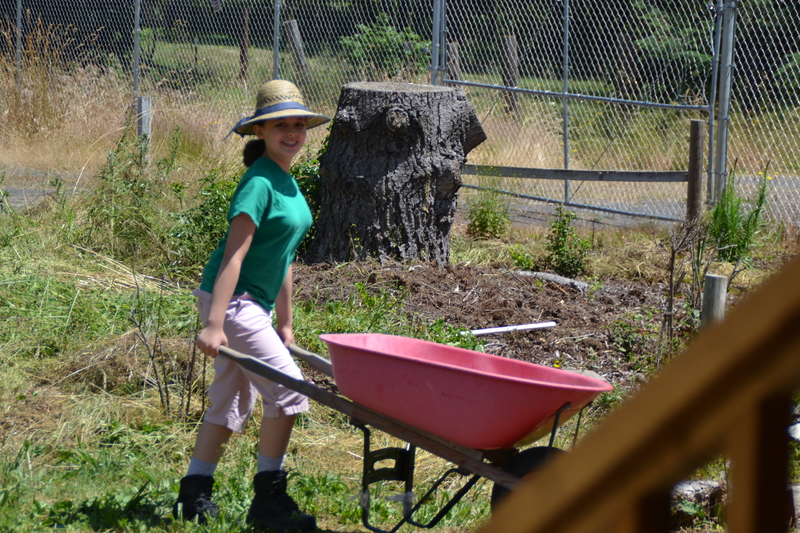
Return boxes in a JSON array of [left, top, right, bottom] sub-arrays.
[[467, 189, 510, 240], [544, 206, 590, 278], [0, 14, 100, 136], [708, 164, 770, 265], [509, 243, 536, 271], [609, 309, 660, 372], [81, 127, 174, 268]]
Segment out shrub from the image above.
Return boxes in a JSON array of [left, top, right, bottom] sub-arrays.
[[169, 167, 238, 275], [509, 244, 535, 271], [544, 206, 590, 278], [292, 137, 328, 259], [340, 13, 430, 81], [466, 190, 510, 239]]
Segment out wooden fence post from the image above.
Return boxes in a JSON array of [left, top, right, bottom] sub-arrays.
[[501, 35, 519, 114], [686, 119, 704, 224], [239, 6, 249, 81], [136, 95, 151, 166], [446, 42, 460, 83], [283, 19, 309, 81]]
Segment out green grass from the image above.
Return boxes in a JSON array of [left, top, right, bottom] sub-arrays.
[[1, 163, 794, 532]]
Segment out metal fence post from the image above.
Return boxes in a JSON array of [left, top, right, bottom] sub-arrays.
[[273, 0, 281, 80], [562, 0, 571, 203], [706, 0, 724, 204], [713, 0, 739, 203], [15, 0, 22, 93], [702, 273, 728, 327], [133, 0, 142, 97], [431, 0, 443, 85], [137, 96, 151, 166], [241, 6, 250, 81]]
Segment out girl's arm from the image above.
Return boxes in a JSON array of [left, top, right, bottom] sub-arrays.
[[274, 265, 294, 347], [196, 213, 256, 356]]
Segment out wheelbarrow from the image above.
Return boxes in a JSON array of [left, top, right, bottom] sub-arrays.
[[218, 333, 612, 533]]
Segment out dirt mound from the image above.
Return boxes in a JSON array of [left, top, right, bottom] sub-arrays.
[[294, 261, 667, 393]]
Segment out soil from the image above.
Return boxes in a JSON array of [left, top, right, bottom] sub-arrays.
[[292, 258, 668, 396]]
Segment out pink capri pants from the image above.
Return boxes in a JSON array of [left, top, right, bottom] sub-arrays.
[[194, 290, 309, 432]]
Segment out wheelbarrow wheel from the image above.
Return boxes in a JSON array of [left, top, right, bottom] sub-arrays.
[[490, 446, 566, 510]]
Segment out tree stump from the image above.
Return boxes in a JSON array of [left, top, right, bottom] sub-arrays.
[[306, 82, 486, 267]]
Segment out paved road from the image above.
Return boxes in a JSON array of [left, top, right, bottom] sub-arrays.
[[1, 166, 80, 211]]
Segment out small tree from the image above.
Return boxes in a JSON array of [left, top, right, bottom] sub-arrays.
[[544, 206, 590, 278]]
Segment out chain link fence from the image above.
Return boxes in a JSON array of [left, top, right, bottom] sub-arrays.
[[1, 0, 798, 225]]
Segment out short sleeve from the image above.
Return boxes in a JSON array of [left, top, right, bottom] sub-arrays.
[[228, 176, 272, 228]]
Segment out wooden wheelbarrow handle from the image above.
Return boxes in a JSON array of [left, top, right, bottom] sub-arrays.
[[288, 344, 334, 377]]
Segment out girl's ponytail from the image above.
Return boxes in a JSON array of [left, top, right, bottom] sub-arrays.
[[243, 139, 265, 167]]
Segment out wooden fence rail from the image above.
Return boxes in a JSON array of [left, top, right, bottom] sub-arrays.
[[464, 119, 705, 223], [478, 253, 800, 533]]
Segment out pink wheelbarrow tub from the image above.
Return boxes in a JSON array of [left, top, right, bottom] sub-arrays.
[[321, 332, 612, 450]]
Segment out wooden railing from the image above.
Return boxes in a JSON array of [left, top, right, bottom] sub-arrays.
[[463, 119, 706, 224], [478, 253, 800, 533]]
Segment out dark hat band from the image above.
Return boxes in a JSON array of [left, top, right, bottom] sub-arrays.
[[228, 101, 313, 138], [254, 101, 309, 117]]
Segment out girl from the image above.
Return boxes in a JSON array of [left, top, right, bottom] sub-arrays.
[[173, 80, 329, 533]]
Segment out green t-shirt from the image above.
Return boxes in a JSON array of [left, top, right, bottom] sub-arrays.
[[199, 157, 312, 311]]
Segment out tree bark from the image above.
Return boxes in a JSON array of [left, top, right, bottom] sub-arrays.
[[305, 82, 485, 267]]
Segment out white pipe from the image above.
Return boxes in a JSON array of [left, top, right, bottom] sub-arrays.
[[464, 322, 557, 336]]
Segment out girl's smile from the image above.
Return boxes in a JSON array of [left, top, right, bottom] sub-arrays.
[[253, 118, 308, 171]]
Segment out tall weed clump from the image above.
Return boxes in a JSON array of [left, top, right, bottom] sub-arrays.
[[661, 166, 771, 365], [0, 14, 99, 137], [80, 127, 180, 269], [169, 168, 238, 276], [707, 168, 770, 264]]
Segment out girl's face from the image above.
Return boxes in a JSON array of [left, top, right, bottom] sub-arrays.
[[253, 117, 307, 171]]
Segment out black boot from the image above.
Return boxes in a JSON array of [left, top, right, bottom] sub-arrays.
[[246, 470, 316, 532], [173, 474, 218, 524]]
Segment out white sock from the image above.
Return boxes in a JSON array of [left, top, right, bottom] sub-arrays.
[[257, 453, 285, 473], [186, 456, 218, 477]]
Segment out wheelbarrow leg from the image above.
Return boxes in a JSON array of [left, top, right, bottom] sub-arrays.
[[355, 424, 417, 533], [400, 469, 481, 530], [548, 402, 572, 449]]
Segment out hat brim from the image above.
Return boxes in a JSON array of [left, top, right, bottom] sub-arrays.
[[234, 109, 330, 136]]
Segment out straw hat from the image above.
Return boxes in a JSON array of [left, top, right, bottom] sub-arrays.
[[229, 79, 330, 137]]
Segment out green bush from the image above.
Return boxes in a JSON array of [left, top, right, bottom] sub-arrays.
[[509, 244, 536, 271], [466, 190, 510, 239], [169, 168, 239, 276], [340, 13, 430, 81], [544, 206, 590, 278], [291, 137, 328, 258]]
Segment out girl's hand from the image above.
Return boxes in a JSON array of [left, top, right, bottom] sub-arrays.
[[276, 323, 294, 348], [197, 326, 228, 357]]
